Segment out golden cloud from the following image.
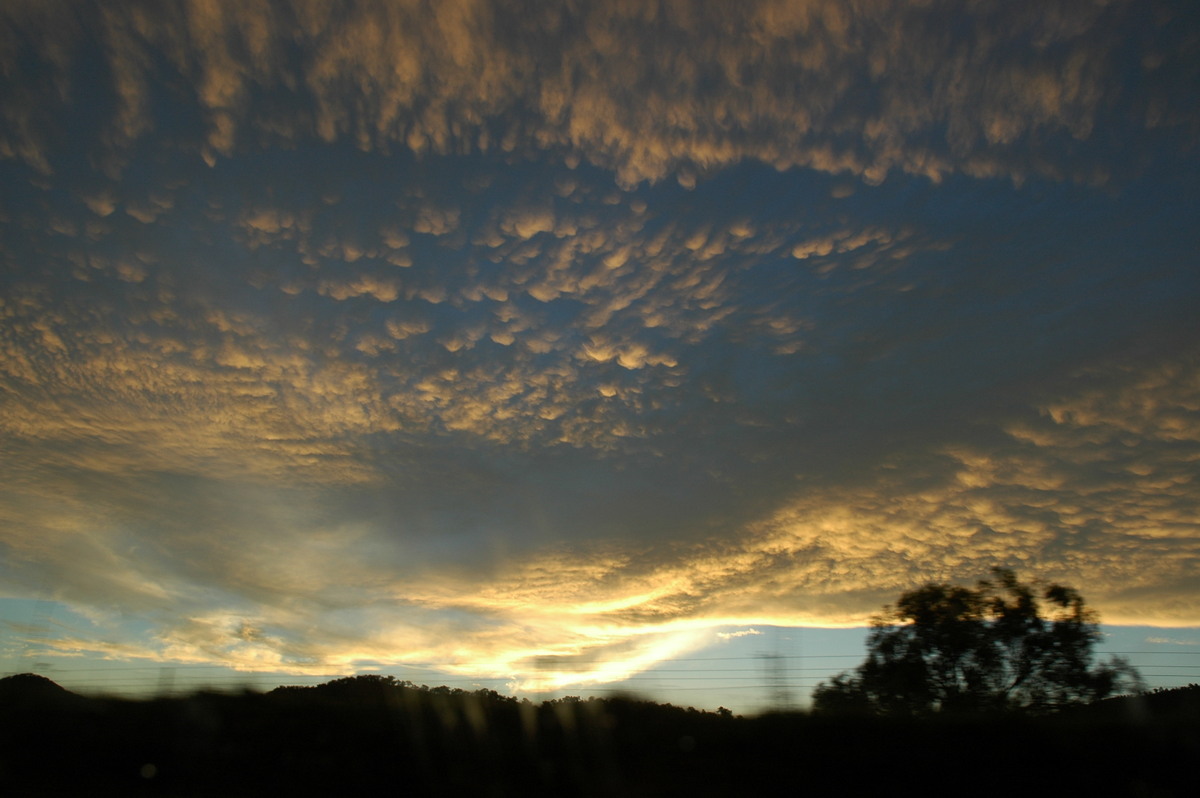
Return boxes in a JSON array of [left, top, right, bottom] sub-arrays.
[[11, 337, 1197, 690], [4, 1, 1193, 187]]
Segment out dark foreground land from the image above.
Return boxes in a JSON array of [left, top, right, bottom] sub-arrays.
[[1, 674, 1197, 796]]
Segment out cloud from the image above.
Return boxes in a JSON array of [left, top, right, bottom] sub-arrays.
[[318, 274, 401, 302], [6, 344, 1198, 689], [717, 628, 762, 641], [501, 207, 557, 240], [3, 1, 1196, 188], [1144, 636, 1200, 646]]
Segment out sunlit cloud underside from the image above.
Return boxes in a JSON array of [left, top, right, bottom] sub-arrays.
[[1, 0, 1198, 691]]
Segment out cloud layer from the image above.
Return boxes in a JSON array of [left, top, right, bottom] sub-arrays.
[[2, 0, 1196, 186], [1, 0, 1198, 691]]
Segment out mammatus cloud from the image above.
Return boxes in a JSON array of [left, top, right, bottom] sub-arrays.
[[1, 0, 1196, 187], [1, 140, 952, 464]]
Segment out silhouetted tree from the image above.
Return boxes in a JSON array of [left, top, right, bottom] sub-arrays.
[[812, 569, 1142, 716]]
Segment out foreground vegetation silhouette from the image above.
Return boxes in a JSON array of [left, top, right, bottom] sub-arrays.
[[813, 569, 1144, 716], [1, 671, 1197, 796]]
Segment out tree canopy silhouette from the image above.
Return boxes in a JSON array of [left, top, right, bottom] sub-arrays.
[[812, 569, 1142, 716]]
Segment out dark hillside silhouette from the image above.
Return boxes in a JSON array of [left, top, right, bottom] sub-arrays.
[[0, 673, 1195, 796], [0, 672, 84, 710], [1077, 683, 1200, 723]]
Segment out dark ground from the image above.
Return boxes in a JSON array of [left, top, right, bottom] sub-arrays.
[[1, 674, 1196, 796]]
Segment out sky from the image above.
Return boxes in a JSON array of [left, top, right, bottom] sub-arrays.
[[1, 0, 1199, 712]]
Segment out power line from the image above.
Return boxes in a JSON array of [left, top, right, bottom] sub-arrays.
[[12, 646, 1196, 700]]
